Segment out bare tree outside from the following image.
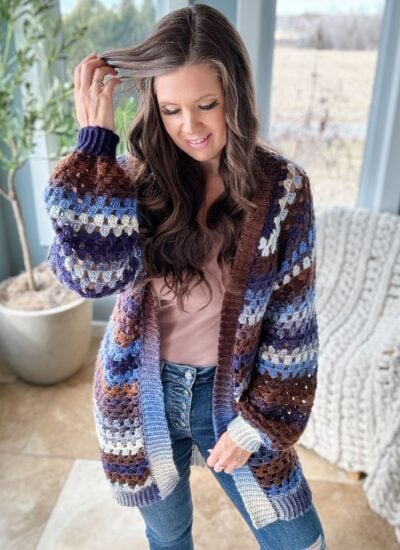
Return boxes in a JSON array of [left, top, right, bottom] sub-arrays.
[[269, 9, 384, 212]]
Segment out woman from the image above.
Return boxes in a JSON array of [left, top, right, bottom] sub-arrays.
[[44, 4, 326, 549]]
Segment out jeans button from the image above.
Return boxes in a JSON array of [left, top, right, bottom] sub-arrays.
[[183, 389, 189, 397], [180, 412, 186, 418], [181, 403, 187, 409], [185, 370, 193, 380]]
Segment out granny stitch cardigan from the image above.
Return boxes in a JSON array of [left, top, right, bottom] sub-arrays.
[[43, 125, 319, 530]]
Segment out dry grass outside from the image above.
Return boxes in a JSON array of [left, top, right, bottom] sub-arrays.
[[269, 47, 379, 211], [270, 47, 377, 123], [274, 137, 365, 212]]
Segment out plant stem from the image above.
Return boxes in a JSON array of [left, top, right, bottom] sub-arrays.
[[7, 169, 36, 291], [1, 19, 14, 78]]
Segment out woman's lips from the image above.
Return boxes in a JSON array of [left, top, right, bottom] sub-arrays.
[[185, 133, 211, 149]]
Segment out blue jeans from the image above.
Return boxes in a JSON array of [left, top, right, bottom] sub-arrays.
[[138, 359, 327, 550]]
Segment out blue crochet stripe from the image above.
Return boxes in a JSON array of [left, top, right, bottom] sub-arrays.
[[244, 285, 273, 302], [232, 349, 258, 373], [55, 229, 138, 267], [102, 319, 141, 361], [264, 461, 305, 497], [100, 320, 141, 386], [93, 401, 139, 430], [255, 348, 318, 380], [266, 285, 316, 321], [278, 225, 316, 277], [44, 184, 138, 218], [47, 241, 133, 298], [93, 406, 142, 451], [110, 481, 162, 507], [102, 455, 148, 477], [101, 357, 140, 387]]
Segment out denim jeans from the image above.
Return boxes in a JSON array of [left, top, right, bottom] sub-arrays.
[[137, 359, 327, 550]]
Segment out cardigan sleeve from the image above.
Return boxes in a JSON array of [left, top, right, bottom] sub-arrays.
[[227, 164, 319, 453], [43, 126, 143, 298], [226, 413, 264, 453]]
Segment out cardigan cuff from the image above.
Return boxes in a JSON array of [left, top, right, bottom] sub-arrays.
[[226, 414, 264, 453], [76, 125, 120, 158]]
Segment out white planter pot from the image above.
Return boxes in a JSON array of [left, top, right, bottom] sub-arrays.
[[0, 297, 92, 385]]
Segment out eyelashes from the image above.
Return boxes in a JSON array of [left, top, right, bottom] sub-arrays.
[[161, 101, 219, 116]]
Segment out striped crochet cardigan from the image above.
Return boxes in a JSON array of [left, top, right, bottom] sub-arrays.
[[43, 125, 319, 530]]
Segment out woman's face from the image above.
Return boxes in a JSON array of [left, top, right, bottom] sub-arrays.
[[154, 63, 227, 176]]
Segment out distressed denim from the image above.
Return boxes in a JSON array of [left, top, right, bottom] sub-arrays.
[[137, 359, 327, 550]]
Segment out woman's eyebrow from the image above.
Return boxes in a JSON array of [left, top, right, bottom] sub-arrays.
[[158, 93, 218, 106]]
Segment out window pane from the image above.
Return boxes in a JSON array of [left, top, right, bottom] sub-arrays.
[[270, 0, 385, 211], [59, 0, 156, 155]]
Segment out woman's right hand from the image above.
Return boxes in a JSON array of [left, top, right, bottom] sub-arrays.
[[74, 52, 122, 133]]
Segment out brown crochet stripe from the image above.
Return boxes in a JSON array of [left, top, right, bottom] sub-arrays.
[[238, 371, 317, 415], [236, 370, 317, 450], [233, 323, 262, 355], [49, 150, 136, 197], [113, 293, 141, 348], [272, 259, 314, 300], [101, 449, 151, 488], [249, 257, 278, 281], [251, 447, 300, 487], [94, 354, 139, 399], [93, 358, 149, 490], [278, 171, 312, 247], [212, 151, 286, 440]]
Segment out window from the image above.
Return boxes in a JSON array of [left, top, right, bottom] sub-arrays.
[[59, 0, 157, 155], [270, 0, 385, 211]]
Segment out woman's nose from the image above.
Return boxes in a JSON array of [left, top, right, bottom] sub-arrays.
[[182, 112, 202, 135]]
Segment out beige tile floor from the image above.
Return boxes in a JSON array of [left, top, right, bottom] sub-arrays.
[[1, 338, 399, 550]]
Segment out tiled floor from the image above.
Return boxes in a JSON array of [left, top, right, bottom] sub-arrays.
[[1, 338, 399, 550]]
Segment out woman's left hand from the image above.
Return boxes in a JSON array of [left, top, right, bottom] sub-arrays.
[[206, 431, 252, 474]]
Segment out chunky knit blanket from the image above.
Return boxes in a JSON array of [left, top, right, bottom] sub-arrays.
[[298, 205, 400, 543]]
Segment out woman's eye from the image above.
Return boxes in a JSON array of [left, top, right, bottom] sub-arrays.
[[162, 109, 179, 116], [200, 100, 219, 111], [162, 101, 219, 116]]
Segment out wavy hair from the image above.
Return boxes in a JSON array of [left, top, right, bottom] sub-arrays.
[[98, 3, 275, 312]]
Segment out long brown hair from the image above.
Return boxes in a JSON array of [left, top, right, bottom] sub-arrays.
[[98, 3, 275, 312]]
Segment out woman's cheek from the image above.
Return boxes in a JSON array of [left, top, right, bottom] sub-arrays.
[[166, 121, 180, 140]]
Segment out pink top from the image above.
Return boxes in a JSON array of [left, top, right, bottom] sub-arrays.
[[151, 234, 229, 367]]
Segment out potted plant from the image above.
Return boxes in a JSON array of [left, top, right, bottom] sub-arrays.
[[0, 0, 93, 385]]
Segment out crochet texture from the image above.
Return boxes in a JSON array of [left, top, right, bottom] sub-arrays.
[[299, 205, 400, 544], [44, 125, 319, 530]]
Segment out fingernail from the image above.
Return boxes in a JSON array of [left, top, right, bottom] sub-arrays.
[[207, 449, 212, 453]]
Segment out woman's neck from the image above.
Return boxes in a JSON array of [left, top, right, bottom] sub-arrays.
[[197, 174, 225, 225]]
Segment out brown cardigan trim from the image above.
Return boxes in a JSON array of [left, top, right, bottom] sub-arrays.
[[212, 154, 286, 439]]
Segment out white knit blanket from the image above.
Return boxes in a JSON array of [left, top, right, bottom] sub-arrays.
[[298, 206, 400, 543]]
